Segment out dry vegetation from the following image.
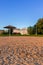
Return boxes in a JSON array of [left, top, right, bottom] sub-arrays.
[[0, 36, 43, 65]]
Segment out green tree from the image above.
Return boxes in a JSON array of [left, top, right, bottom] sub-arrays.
[[36, 18, 43, 34], [32, 25, 37, 34], [27, 18, 43, 35], [27, 26, 33, 35]]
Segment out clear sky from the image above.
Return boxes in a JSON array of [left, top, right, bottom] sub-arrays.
[[0, 0, 43, 29]]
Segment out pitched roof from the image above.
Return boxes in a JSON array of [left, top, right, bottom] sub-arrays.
[[4, 25, 16, 29]]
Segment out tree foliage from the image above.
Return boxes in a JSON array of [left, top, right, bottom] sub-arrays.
[[27, 26, 33, 35], [27, 18, 43, 35], [37, 18, 43, 34]]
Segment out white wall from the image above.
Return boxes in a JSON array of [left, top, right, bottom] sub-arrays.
[[13, 28, 28, 35]]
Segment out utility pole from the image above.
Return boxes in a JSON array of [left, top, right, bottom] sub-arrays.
[[9, 29, 10, 36], [36, 24, 37, 35]]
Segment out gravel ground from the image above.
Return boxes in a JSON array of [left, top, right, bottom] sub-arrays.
[[0, 36, 43, 65]]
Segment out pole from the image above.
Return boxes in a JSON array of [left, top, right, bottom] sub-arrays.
[[36, 24, 37, 35], [9, 29, 10, 36], [9, 29, 11, 43]]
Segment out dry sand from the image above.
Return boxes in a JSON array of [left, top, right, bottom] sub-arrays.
[[0, 36, 43, 65], [0, 36, 43, 46]]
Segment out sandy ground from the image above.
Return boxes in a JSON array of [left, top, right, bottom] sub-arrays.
[[0, 36, 43, 65], [0, 36, 43, 47]]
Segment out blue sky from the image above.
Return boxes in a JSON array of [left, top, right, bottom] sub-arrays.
[[0, 0, 43, 29]]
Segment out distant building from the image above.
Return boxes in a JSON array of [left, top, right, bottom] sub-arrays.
[[3, 25, 28, 35], [20, 28, 28, 35], [13, 29, 20, 34], [13, 28, 28, 35], [4, 25, 16, 34], [0, 30, 4, 34]]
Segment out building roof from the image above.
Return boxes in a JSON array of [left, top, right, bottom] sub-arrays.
[[4, 25, 16, 29]]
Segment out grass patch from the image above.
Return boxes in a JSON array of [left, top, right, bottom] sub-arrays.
[[0, 33, 43, 37]]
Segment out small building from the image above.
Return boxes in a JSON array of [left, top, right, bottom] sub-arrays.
[[0, 30, 4, 34], [4, 25, 16, 35], [20, 28, 28, 35], [4, 25, 28, 35], [13, 28, 28, 35], [13, 29, 20, 34]]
